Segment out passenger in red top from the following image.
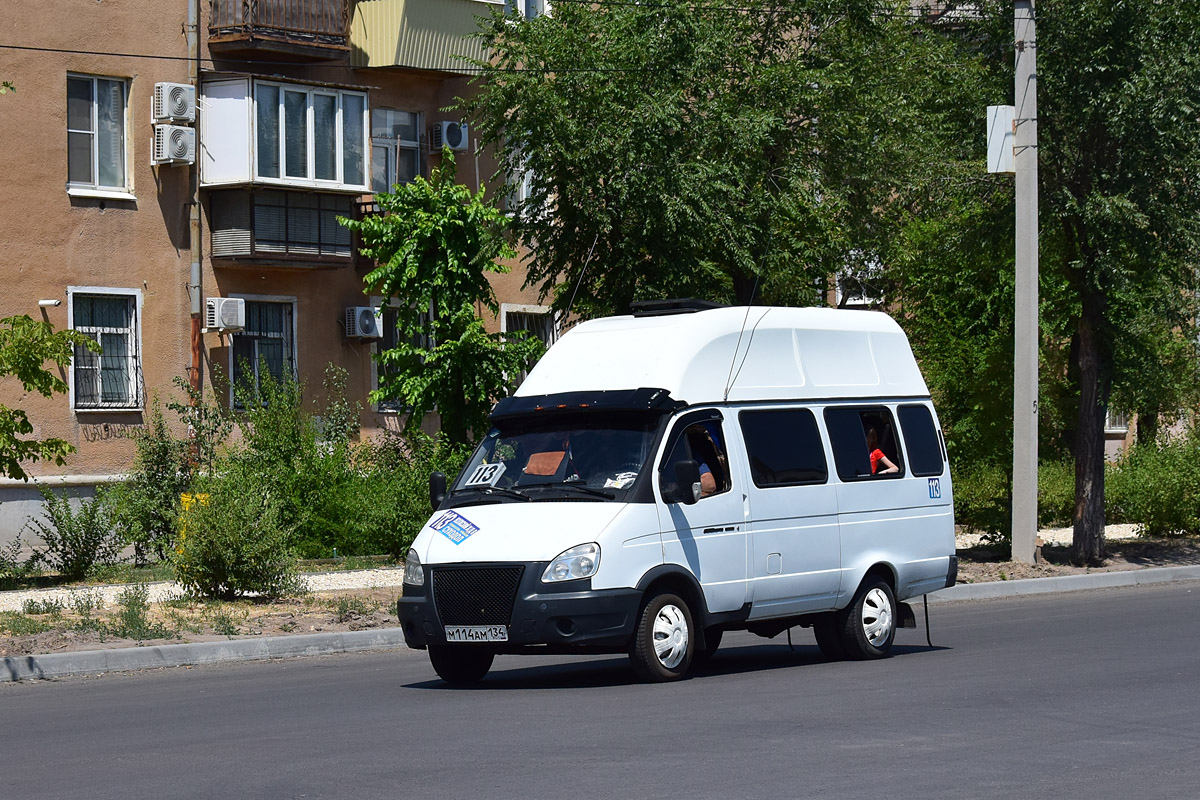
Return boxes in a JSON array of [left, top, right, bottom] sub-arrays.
[[867, 428, 899, 475]]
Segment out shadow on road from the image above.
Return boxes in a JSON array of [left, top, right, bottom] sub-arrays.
[[402, 641, 948, 690]]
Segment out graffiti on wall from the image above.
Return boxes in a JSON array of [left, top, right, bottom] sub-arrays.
[[80, 423, 143, 443]]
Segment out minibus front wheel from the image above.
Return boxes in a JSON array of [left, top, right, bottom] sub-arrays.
[[629, 591, 696, 682], [428, 645, 494, 686]]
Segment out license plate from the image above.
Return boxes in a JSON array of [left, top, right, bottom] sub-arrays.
[[444, 625, 508, 643]]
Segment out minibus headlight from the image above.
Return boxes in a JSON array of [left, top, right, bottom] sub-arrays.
[[403, 549, 424, 586], [542, 543, 600, 583]]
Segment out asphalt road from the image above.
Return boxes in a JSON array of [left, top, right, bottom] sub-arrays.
[[3, 583, 1199, 800]]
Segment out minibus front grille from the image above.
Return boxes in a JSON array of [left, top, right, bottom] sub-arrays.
[[432, 566, 524, 626]]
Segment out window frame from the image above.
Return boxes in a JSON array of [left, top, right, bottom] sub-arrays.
[[370, 108, 423, 194], [896, 404, 946, 478], [253, 80, 369, 192], [824, 405, 907, 482], [67, 286, 143, 412], [370, 296, 433, 413], [738, 407, 829, 488], [227, 294, 298, 407], [66, 73, 133, 199], [501, 303, 559, 387], [657, 409, 733, 500]]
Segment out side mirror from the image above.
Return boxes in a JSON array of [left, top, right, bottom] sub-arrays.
[[662, 460, 702, 505], [430, 471, 447, 511]]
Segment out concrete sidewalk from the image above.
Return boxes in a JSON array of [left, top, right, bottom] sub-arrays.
[[6, 563, 1200, 681]]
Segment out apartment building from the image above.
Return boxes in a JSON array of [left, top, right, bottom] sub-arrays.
[[0, 0, 556, 536]]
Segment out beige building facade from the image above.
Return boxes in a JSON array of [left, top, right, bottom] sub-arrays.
[[0, 0, 554, 539]]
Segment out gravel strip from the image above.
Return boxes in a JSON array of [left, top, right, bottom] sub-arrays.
[[0, 567, 406, 613], [956, 523, 1141, 549]]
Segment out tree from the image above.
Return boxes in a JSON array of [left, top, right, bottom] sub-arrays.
[[0, 315, 96, 480], [892, 3, 1200, 563], [340, 150, 543, 443], [466, 0, 968, 318]]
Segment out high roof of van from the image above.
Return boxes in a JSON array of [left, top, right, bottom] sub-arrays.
[[516, 306, 930, 405]]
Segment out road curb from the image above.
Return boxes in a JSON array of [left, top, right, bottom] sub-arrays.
[[1, 627, 411, 682], [928, 564, 1200, 603], [7, 565, 1200, 681]]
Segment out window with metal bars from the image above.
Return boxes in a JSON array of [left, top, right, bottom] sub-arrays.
[[71, 292, 140, 409], [231, 300, 295, 402]]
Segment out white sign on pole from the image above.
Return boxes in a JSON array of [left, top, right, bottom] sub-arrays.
[[987, 104, 1015, 174]]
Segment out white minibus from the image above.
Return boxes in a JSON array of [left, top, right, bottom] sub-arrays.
[[397, 303, 956, 683]]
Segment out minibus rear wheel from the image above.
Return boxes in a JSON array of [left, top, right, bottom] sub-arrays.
[[838, 577, 897, 660], [428, 645, 494, 686], [813, 616, 847, 661], [629, 591, 695, 682]]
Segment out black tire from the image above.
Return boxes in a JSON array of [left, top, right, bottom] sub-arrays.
[[836, 577, 897, 660], [812, 615, 847, 661], [629, 591, 695, 682], [428, 645, 494, 686], [693, 628, 723, 666]]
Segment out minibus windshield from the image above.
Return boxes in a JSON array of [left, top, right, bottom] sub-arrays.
[[452, 414, 661, 500]]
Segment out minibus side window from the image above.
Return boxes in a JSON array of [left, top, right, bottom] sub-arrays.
[[898, 404, 945, 477], [739, 409, 827, 487], [824, 406, 905, 480], [660, 419, 732, 498]]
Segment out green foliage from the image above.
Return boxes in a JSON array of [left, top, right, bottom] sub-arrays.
[[22, 597, 64, 618], [0, 80, 12, 95], [167, 374, 233, 475], [118, 399, 192, 565], [1107, 429, 1200, 536], [0, 536, 37, 584], [348, 430, 471, 558], [0, 315, 97, 479], [886, 2, 1200, 559], [329, 595, 380, 623], [108, 583, 173, 641], [26, 486, 125, 580], [950, 462, 1010, 536], [173, 461, 302, 599], [0, 611, 50, 636], [1037, 458, 1077, 529], [467, 1, 970, 317], [340, 149, 544, 443], [318, 363, 361, 446]]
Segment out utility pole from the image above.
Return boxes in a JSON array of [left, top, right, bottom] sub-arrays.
[[1012, 0, 1038, 564]]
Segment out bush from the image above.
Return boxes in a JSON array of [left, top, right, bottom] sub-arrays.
[[1107, 428, 1200, 535], [173, 464, 302, 599], [1037, 457, 1076, 528], [950, 462, 1010, 536], [351, 430, 471, 557], [118, 399, 191, 565], [26, 486, 125, 580]]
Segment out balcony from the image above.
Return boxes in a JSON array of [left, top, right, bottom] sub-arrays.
[[210, 189, 354, 268], [350, 0, 497, 74], [209, 0, 350, 61]]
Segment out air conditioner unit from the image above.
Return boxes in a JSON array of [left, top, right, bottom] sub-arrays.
[[205, 297, 246, 332], [153, 124, 195, 165], [153, 82, 196, 123], [432, 121, 469, 152], [345, 306, 382, 339]]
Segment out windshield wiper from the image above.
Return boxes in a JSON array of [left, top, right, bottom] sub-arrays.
[[452, 485, 531, 502], [522, 482, 615, 500]]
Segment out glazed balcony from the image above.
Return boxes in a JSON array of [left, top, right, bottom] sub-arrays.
[[209, 0, 350, 61]]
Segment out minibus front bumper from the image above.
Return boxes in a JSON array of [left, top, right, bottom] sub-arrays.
[[397, 562, 642, 653]]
